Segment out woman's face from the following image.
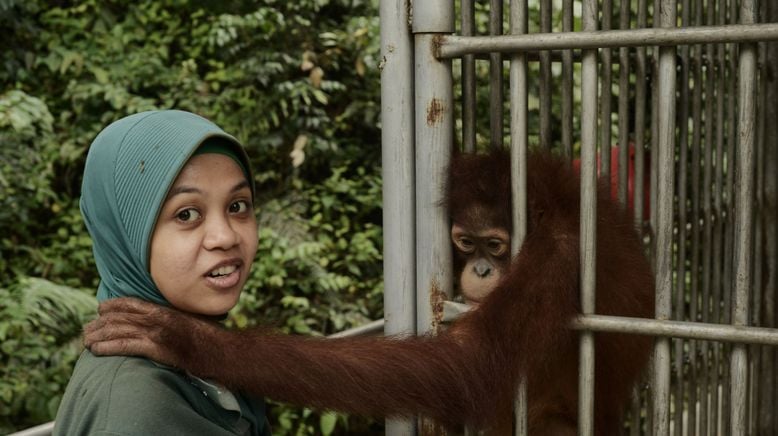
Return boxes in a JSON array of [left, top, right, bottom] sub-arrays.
[[149, 153, 257, 315]]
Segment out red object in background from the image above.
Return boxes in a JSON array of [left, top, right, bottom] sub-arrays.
[[573, 144, 651, 221]]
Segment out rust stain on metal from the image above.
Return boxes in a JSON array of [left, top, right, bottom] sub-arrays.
[[429, 280, 446, 335], [432, 34, 443, 59], [419, 417, 445, 436], [426, 98, 445, 126]]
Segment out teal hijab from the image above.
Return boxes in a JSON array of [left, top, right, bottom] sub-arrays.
[[80, 110, 253, 304]]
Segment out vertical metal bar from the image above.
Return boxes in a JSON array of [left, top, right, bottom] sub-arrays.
[[761, 4, 778, 433], [750, 34, 766, 436], [381, 0, 416, 433], [538, 0, 552, 150], [489, 0, 504, 149], [561, 0, 574, 160], [461, 0, 476, 153], [711, 4, 727, 436], [758, 4, 778, 433], [631, 2, 648, 431], [699, 2, 716, 432], [509, 0, 529, 433], [730, 0, 758, 432], [414, 6, 450, 430], [687, 2, 705, 433], [579, 1, 598, 435], [649, 0, 660, 244], [674, 1, 692, 434], [412, 0, 454, 33], [629, 387, 641, 436], [721, 2, 739, 433], [600, 0, 613, 181], [709, 2, 727, 432], [616, 0, 630, 206], [702, 0, 719, 434], [651, 0, 676, 434], [633, 0, 648, 232], [412, 0, 454, 356]]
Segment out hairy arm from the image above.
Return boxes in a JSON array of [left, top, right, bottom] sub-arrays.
[[85, 300, 499, 427], [84, 226, 580, 428]]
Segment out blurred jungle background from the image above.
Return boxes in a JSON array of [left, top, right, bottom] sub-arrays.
[[0, 0, 558, 433], [1, 0, 384, 433]]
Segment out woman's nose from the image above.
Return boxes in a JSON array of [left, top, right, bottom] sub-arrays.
[[203, 215, 239, 250]]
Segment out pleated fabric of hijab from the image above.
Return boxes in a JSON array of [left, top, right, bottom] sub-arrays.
[[80, 110, 252, 304]]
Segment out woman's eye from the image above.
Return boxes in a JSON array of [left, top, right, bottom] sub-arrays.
[[229, 200, 249, 214], [176, 208, 201, 223]]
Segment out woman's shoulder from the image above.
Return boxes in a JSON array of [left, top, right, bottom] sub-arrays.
[[55, 350, 222, 435], [56, 350, 269, 435], [67, 350, 183, 397]]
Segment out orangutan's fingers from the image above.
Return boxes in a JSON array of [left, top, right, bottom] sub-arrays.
[[89, 337, 157, 359], [82, 316, 107, 342], [83, 312, 156, 347]]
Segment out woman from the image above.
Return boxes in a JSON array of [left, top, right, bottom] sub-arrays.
[[53, 110, 270, 435]]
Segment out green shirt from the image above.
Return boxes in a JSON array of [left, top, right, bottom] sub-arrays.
[[53, 350, 271, 436]]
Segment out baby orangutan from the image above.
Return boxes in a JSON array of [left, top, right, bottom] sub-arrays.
[[85, 149, 654, 435]]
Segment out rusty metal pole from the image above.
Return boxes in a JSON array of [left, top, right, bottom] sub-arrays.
[[381, 0, 417, 433]]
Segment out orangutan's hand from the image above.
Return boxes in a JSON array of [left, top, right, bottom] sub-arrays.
[[83, 297, 223, 370]]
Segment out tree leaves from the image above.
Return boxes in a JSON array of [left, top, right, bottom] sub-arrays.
[[2, 0, 383, 433]]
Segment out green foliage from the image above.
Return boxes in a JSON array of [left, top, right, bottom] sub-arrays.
[[1, 0, 383, 433], [0, 278, 96, 434], [232, 162, 383, 336]]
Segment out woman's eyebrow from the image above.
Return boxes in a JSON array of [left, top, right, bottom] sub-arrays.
[[231, 180, 250, 193], [167, 185, 201, 198], [167, 180, 250, 199]]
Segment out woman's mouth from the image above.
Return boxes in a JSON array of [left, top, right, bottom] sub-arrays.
[[209, 265, 238, 277], [205, 263, 241, 289]]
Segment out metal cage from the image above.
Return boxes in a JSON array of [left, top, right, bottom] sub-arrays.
[[380, 0, 778, 435]]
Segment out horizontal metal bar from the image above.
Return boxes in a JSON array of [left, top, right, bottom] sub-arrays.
[[343, 305, 778, 347], [328, 319, 386, 338], [572, 315, 778, 346], [7, 421, 54, 436], [438, 23, 778, 58]]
